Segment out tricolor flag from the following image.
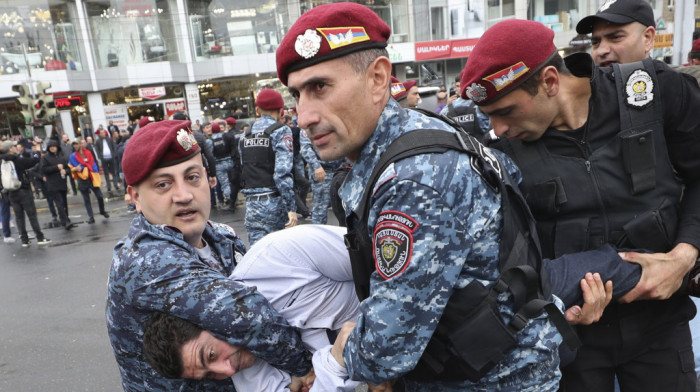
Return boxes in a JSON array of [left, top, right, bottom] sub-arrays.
[[317, 27, 370, 50]]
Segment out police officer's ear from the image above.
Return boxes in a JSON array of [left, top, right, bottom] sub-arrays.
[[366, 56, 393, 105], [540, 66, 560, 98], [642, 25, 656, 56]]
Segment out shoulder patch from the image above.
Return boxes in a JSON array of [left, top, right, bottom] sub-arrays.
[[624, 69, 654, 108], [373, 222, 414, 280], [283, 134, 294, 151], [376, 210, 419, 232]]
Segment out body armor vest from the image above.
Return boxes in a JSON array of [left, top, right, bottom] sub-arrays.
[[446, 101, 478, 137], [211, 133, 229, 160], [241, 123, 284, 189]]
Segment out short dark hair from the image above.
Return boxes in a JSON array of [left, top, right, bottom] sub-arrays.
[[142, 312, 202, 379], [519, 53, 568, 96], [346, 48, 389, 75]]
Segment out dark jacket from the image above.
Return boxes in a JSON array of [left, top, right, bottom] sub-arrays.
[[40, 147, 69, 192], [94, 135, 118, 162], [0, 153, 40, 192]]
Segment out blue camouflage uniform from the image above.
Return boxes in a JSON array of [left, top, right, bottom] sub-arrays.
[[239, 114, 296, 245], [210, 132, 233, 200], [106, 214, 311, 391], [299, 130, 344, 224], [340, 98, 563, 391], [439, 97, 492, 138]]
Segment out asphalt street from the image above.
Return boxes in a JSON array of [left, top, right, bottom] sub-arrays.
[[0, 192, 336, 391]]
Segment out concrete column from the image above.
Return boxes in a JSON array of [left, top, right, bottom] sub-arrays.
[[185, 83, 202, 122], [87, 92, 107, 129]]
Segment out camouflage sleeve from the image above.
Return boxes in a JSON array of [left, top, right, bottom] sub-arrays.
[[475, 106, 492, 135], [128, 246, 312, 376], [272, 125, 296, 212], [299, 130, 322, 171], [343, 178, 478, 384]]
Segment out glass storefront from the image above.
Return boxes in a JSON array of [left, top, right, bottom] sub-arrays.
[[84, 0, 178, 68], [0, 0, 84, 75], [528, 0, 589, 33]]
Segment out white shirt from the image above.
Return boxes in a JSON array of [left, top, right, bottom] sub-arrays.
[[230, 225, 362, 392]]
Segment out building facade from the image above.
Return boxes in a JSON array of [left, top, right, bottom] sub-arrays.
[[1, 0, 698, 138]]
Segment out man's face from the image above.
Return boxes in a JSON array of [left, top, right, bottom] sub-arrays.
[[62, 134, 69, 143], [406, 86, 420, 108], [129, 154, 211, 248], [288, 57, 379, 161], [180, 330, 256, 380], [591, 21, 654, 66], [48, 145, 58, 154], [86, 136, 93, 144], [479, 87, 556, 142], [74, 142, 81, 151], [203, 124, 212, 136], [109, 120, 113, 125]]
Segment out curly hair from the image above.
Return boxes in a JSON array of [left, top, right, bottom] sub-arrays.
[[142, 312, 202, 379]]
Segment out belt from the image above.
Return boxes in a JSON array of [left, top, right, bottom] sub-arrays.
[[247, 191, 280, 202]]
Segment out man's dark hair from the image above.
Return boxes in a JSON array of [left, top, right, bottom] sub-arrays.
[[172, 111, 189, 121], [689, 51, 700, 62], [142, 312, 203, 379], [519, 53, 568, 96]]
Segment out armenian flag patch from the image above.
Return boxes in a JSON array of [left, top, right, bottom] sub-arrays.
[[317, 27, 370, 50], [483, 61, 530, 91]]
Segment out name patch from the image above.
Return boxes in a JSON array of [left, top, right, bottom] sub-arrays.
[[244, 138, 270, 147]]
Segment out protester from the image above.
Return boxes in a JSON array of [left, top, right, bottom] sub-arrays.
[[68, 140, 110, 224]]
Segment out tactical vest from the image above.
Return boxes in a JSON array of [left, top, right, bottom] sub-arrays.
[[241, 123, 284, 189], [446, 101, 478, 137], [344, 114, 579, 383], [211, 133, 229, 160], [496, 59, 682, 260]]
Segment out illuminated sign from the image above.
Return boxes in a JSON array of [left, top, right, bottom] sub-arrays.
[[55, 96, 83, 108]]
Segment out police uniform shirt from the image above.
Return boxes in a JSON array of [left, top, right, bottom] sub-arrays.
[[106, 214, 311, 391], [439, 97, 492, 136], [239, 114, 296, 211], [229, 225, 362, 391], [339, 98, 564, 391]]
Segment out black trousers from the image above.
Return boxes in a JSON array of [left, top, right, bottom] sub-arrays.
[[8, 188, 45, 242], [561, 316, 696, 392], [47, 189, 70, 226]]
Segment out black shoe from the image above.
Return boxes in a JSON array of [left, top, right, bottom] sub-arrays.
[[101, 212, 110, 218], [21, 241, 30, 248], [64, 223, 77, 230], [87, 217, 95, 224]]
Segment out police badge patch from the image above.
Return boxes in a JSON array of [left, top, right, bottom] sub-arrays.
[[624, 69, 654, 108], [373, 211, 418, 280], [283, 134, 294, 151]]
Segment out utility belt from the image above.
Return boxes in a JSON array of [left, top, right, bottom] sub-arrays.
[[246, 191, 280, 202]]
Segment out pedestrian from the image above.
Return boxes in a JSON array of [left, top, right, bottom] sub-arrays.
[[82, 122, 94, 140], [463, 18, 700, 392], [0, 188, 15, 243], [94, 128, 120, 193], [239, 88, 296, 245], [434, 91, 447, 113], [285, 115, 311, 219], [107, 120, 119, 136], [106, 119, 312, 391], [68, 140, 110, 224], [0, 141, 51, 247], [39, 139, 75, 230], [276, 3, 605, 390]]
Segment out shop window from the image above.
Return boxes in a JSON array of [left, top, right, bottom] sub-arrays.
[[488, 0, 515, 26], [84, 0, 177, 68], [528, 0, 587, 32]]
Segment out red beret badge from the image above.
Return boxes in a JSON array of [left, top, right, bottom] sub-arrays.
[[176, 129, 197, 151], [466, 83, 488, 103], [295, 29, 322, 59]]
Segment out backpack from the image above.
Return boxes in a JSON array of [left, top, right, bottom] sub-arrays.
[[1, 159, 22, 191]]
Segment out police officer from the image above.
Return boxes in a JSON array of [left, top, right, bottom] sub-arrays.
[[276, 4, 603, 390], [439, 95, 492, 142], [239, 89, 296, 245], [106, 120, 311, 391], [209, 121, 236, 211], [299, 130, 344, 224], [462, 19, 700, 392]]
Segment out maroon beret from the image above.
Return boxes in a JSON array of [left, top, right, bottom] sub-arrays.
[[225, 117, 237, 125], [390, 76, 407, 101], [276, 2, 391, 85], [461, 19, 556, 106], [255, 88, 284, 110], [122, 120, 200, 186], [211, 122, 221, 133], [138, 116, 155, 128], [693, 38, 700, 53]]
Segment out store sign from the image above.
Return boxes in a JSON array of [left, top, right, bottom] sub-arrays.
[[654, 33, 673, 49], [415, 38, 479, 61], [104, 105, 129, 130], [387, 42, 416, 63], [114, 0, 157, 18], [139, 86, 166, 100], [165, 100, 187, 118], [55, 96, 83, 108]]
